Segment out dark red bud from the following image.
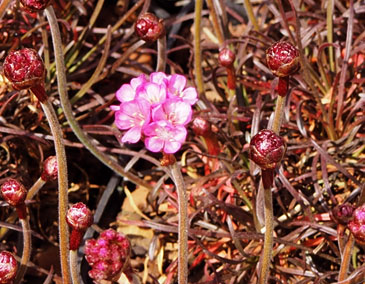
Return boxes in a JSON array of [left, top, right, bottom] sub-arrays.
[[0, 251, 18, 284], [266, 41, 300, 77], [20, 0, 51, 11], [348, 204, 365, 244], [135, 13, 165, 42], [192, 117, 212, 137], [331, 203, 355, 225], [66, 202, 93, 232], [3, 48, 47, 102], [249, 129, 286, 170], [41, 156, 58, 181], [218, 48, 236, 68], [1, 179, 27, 207]]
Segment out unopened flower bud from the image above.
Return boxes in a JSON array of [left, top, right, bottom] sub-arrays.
[[249, 129, 286, 170], [3, 48, 47, 102], [0, 251, 18, 284], [348, 204, 365, 245], [20, 0, 51, 11], [218, 48, 236, 68], [331, 203, 355, 225], [41, 156, 58, 181], [67, 202, 93, 232], [192, 117, 212, 137], [266, 41, 300, 77], [1, 179, 27, 207], [135, 13, 165, 42]]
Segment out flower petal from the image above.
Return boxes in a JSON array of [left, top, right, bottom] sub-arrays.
[[150, 72, 168, 85], [130, 74, 147, 90], [145, 136, 164, 152], [168, 74, 186, 95], [163, 141, 182, 154], [180, 87, 198, 105], [121, 127, 142, 143], [116, 84, 135, 102]]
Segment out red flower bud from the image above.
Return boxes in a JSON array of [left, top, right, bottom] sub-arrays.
[[348, 204, 365, 245], [218, 48, 236, 68], [41, 156, 58, 181], [192, 117, 212, 137], [20, 0, 51, 11], [0, 251, 18, 284], [249, 129, 286, 170], [67, 202, 93, 232], [135, 13, 165, 42], [266, 41, 300, 77], [3, 48, 47, 102], [1, 179, 27, 207], [331, 203, 355, 225]]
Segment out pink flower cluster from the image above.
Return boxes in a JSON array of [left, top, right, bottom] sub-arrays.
[[85, 229, 131, 281], [111, 72, 198, 154]]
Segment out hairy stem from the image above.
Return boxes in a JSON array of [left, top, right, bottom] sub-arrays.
[[69, 250, 81, 284], [156, 36, 167, 72], [14, 218, 32, 284], [45, 6, 153, 191], [170, 162, 188, 284], [41, 99, 70, 284], [206, 0, 224, 44], [243, 0, 260, 31], [26, 177, 46, 201], [271, 95, 286, 134], [338, 233, 354, 281], [194, 0, 205, 98]]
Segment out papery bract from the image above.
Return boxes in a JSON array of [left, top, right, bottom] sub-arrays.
[[144, 120, 187, 154], [152, 99, 192, 126], [114, 99, 151, 143]]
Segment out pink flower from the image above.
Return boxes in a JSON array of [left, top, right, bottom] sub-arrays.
[[114, 99, 150, 143], [115, 74, 147, 103], [166, 74, 198, 105], [144, 120, 187, 153], [152, 98, 192, 126], [136, 82, 167, 107]]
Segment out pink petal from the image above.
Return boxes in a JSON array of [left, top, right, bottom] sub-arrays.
[[121, 127, 142, 143], [137, 82, 166, 106], [145, 136, 164, 152], [168, 74, 186, 94], [115, 111, 135, 130], [150, 72, 168, 85], [116, 84, 135, 102], [130, 74, 147, 90], [171, 125, 187, 143], [163, 141, 182, 154], [180, 87, 198, 105], [110, 105, 120, 111]]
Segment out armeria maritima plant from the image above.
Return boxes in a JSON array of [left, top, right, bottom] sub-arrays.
[[135, 12, 165, 42], [85, 229, 131, 282], [41, 156, 58, 182], [1, 178, 27, 220], [0, 251, 18, 284], [20, 0, 51, 11], [218, 47, 236, 91]]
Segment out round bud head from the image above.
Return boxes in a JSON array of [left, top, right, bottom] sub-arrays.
[[192, 117, 212, 137], [41, 156, 58, 181], [249, 129, 286, 170], [20, 0, 51, 11], [67, 202, 93, 231], [331, 203, 355, 225], [0, 251, 18, 284], [3, 48, 45, 91], [266, 41, 300, 77], [348, 204, 365, 244], [135, 12, 165, 42], [218, 48, 236, 68], [1, 179, 27, 207]]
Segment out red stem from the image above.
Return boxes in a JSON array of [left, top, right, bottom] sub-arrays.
[[16, 203, 27, 220], [277, 77, 289, 97], [30, 84, 47, 103], [262, 169, 274, 190], [69, 229, 84, 251]]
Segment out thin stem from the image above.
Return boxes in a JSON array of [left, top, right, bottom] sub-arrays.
[[271, 95, 286, 134], [338, 233, 354, 281], [26, 177, 46, 200], [0, 0, 12, 20], [156, 36, 167, 72], [259, 186, 273, 284], [205, 0, 224, 44], [14, 218, 32, 284], [243, 0, 260, 32], [41, 99, 70, 284], [194, 0, 205, 98], [69, 250, 81, 284], [326, 0, 335, 73], [44, 6, 153, 191], [111, 39, 145, 74], [169, 162, 188, 284]]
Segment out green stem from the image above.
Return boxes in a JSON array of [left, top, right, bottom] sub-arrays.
[[271, 95, 286, 134], [259, 186, 273, 284], [194, 0, 205, 99], [169, 162, 188, 284], [156, 36, 167, 72], [69, 250, 81, 284], [14, 218, 32, 284], [26, 177, 46, 201], [41, 99, 70, 284], [338, 233, 354, 281], [326, 0, 335, 73], [243, 0, 260, 32], [206, 0, 224, 44], [44, 6, 153, 191]]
